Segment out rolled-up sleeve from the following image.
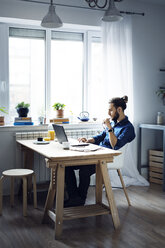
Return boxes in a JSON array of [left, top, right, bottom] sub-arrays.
[[93, 131, 106, 145], [114, 126, 136, 150]]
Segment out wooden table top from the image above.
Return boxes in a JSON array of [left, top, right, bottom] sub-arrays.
[[17, 140, 121, 163]]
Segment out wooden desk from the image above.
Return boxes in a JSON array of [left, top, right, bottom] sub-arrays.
[[17, 140, 121, 239]]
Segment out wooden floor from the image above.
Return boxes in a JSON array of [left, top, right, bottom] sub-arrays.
[[0, 184, 165, 248]]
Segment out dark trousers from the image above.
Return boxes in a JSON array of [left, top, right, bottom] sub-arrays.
[[65, 164, 96, 201]]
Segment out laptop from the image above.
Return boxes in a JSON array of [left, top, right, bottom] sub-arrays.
[[52, 124, 89, 147]]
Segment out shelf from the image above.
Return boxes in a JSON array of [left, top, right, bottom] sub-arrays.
[[62, 204, 110, 220], [48, 204, 110, 222]]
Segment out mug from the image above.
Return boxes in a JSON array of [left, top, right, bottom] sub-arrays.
[[62, 141, 70, 149]]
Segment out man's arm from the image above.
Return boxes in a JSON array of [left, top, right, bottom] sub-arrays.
[[113, 126, 135, 150], [79, 130, 106, 144], [108, 131, 117, 149], [104, 118, 117, 148]]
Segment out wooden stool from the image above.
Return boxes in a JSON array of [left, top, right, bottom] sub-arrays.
[[0, 169, 37, 217]]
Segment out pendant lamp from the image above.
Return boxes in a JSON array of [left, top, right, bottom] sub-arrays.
[[41, 0, 62, 28], [102, 0, 123, 22]]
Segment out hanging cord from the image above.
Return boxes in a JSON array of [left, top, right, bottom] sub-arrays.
[[18, 0, 145, 16]]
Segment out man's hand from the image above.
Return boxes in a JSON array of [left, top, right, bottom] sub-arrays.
[[78, 137, 87, 143], [78, 137, 95, 144], [103, 118, 112, 130], [103, 118, 117, 149]]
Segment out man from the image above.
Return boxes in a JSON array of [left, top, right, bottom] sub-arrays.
[[64, 96, 135, 207]]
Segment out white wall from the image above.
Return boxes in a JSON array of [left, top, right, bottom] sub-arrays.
[[0, 0, 165, 174], [129, 1, 165, 172], [131, 1, 165, 125], [0, 0, 165, 119], [0, 0, 103, 26]]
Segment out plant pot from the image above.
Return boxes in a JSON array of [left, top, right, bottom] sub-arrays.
[[17, 107, 29, 117], [0, 116, 4, 126], [56, 109, 64, 118]]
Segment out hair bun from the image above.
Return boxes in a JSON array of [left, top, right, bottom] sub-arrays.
[[122, 95, 128, 103]]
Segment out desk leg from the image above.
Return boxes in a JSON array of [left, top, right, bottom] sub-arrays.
[[95, 162, 103, 204], [42, 167, 57, 223], [100, 161, 120, 229], [55, 164, 65, 239], [23, 148, 34, 192]]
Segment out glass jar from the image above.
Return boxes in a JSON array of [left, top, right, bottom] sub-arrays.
[[157, 112, 164, 125]]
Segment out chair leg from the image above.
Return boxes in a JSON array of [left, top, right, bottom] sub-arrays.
[[117, 169, 131, 206], [23, 177, 27, 217], [0, 176, 4, 215], [32, 173, 37, 209], [10, 177, 15, 207]]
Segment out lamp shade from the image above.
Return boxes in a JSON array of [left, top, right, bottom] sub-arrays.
[[41, 4, 63, 28], [102, 0, 123, 22]]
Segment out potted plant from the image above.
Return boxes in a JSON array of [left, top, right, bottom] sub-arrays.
[[0, 107, 8, 126], [52, 102, 65, 118], [156, 88, 165, 105], [15, 102, 30, 117]]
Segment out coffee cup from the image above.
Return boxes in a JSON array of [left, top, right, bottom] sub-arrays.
[[62, 141, 70, 149]]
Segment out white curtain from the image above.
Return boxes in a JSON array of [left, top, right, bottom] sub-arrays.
[[100, 17, 149, 187]]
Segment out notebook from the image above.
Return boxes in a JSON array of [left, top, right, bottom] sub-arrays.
[[52, 124, 89, 146]]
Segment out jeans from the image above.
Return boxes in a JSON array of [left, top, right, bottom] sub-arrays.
[[65, 164, 96, 201]]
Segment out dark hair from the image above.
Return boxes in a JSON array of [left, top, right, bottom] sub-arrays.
[[109, 95, 128, 111]]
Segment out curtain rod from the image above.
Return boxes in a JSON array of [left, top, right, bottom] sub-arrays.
[[18, 0, 145, 16]]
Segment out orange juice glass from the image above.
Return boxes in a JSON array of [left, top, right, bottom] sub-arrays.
[[48, 130, 55, 140], [44, 137, 51, 141]]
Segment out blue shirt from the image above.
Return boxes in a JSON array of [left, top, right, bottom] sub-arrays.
[[93, 116, 135, 150]]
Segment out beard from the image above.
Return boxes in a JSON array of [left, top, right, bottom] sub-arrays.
[[112, 111, 119, 122]]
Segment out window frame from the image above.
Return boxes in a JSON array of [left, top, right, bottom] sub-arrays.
[[0, 23, 101, 124]]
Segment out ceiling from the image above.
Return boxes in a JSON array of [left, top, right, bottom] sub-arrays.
[[140, 0, 165, 5], [11, 0, 165, 8], [15, 0, 165, 4]]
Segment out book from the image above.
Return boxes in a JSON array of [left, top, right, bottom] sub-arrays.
[[14, 122, 34, 125], [49, 118, 69, 124], [15, 117, 32, 120], [14, 117, 32, 122], [14, 120, 32, 123]]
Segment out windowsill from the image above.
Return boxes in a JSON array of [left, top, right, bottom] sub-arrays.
[[0, 124, 49, 132], [0, 122, 102, 132]]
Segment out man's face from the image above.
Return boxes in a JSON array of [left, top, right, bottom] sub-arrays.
[[108, 103, 119, 121]]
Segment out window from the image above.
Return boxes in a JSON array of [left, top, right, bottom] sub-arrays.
[[51, 31, 83, 117], [9, 28, 45, 122], [3, 26, 102, 124]]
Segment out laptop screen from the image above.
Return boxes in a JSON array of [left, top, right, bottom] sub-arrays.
[[52, 124, 68, 144]]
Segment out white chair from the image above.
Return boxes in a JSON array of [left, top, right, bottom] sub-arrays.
[[0, 169, 37, 216], [107, 144, 131, 206]]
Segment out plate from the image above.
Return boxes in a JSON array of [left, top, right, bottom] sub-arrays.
[[33, 141, 50, 145]]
